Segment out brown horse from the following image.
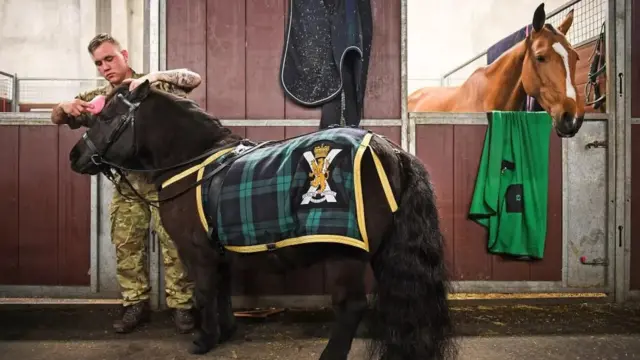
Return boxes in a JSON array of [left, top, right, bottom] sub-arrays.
[[408, 3, 584, 138]]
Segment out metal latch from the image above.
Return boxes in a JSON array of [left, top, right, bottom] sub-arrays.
[[585, 140, 607, 149], [579, 256, 608, 266]]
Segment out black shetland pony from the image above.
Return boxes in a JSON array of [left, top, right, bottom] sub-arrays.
[[68, 80, 457, 359]]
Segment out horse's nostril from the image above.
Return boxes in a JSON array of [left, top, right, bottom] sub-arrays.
[[561, 112, 573, 124]]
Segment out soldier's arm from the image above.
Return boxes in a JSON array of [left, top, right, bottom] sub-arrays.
[[51, 104, 71, 125], [147, 68, 202, 91], [51, 91, 94, 128]]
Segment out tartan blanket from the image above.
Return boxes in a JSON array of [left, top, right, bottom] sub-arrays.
[[196, 127, 385, 253]]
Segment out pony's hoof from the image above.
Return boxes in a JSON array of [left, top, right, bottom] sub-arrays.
[[189, 336, 215, 355]]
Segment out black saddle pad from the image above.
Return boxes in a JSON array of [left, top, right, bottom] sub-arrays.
[[280, 0, 372, 107]]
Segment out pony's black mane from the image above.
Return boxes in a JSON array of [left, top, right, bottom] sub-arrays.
[[107, 82, 230, 137], [148, 87, 227, 131]]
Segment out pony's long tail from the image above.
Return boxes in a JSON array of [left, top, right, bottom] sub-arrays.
[[367, 150, 457, 360]]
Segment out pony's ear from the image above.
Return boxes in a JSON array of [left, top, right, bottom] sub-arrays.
[[129, 79, 152, 102], [557, 9, 574, 35], [532, 3, 545, 32]]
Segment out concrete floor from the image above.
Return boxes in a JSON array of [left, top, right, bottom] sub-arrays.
[[1, 302, 639, 359]]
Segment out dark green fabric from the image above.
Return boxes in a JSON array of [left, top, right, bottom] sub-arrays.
[[202, 127, 369, 248], [469, 111, 553, 259]]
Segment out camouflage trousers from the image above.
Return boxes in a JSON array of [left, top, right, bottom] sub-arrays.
[[109, 172, 194, 309]]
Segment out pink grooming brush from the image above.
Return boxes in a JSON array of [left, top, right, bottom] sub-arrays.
[[87, 95, 106, 115]]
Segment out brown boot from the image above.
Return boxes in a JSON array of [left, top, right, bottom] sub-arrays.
[[113, 301, 150, 334], [173, 308, 195, 334]]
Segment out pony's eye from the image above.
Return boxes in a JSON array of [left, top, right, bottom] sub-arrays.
[[535, 55, 545, 62]]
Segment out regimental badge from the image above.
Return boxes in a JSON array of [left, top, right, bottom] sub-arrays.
[[301, 143, 342, 205]]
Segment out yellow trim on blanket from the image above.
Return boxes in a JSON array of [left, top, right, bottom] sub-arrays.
[[224, 234, 369, 253], [193, 148, 237, 231], [371, 151, 398, 213], [353, 132, 372, 251], [161, 147, 236, 189]]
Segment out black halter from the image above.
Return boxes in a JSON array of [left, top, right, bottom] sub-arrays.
[[84, 93, 139, 167]]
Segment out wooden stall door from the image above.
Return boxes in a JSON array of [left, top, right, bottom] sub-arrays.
[[0, 124, 91, 286], [629, 0, 640, 291]]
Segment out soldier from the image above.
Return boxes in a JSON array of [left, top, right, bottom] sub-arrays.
[[51, 33, 200, 334]]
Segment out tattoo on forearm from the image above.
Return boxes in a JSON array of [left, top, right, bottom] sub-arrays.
[[156, 69, 202, 89]]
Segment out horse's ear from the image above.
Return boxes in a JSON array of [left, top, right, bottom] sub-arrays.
[[557, 9, 574, 35], [129, 79, 152, 102], [532, 3, 545, 32]]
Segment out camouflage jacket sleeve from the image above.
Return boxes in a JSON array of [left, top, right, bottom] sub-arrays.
[[136, 71, 191, 98], [75, 85, 109, 102], [64, 86, 109, 129], [151, 80, 190, 98]]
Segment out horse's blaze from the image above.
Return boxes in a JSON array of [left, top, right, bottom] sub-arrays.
[[551, 42, 577, 101]]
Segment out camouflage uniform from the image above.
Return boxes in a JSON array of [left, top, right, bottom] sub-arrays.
[[74, 70, 195, 330]]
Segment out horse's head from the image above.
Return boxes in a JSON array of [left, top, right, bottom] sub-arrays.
[[70, 79, 237, 178], [522, 4, 584, 137], [69, 81, 152, 175]]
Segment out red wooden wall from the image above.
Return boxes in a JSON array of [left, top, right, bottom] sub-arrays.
[[629, 0, 640, 291], [0, 125, 91, 286], [166, 0, 400, 120]]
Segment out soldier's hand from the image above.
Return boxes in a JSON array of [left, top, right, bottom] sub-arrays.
[[122, 76, 151, 91], [61, 99, 91, 117]]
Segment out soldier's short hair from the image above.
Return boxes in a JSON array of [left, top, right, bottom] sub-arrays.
[[87, 33, 121, 53]]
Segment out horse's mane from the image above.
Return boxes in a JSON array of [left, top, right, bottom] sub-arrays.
[[105, 82, 229, 135]]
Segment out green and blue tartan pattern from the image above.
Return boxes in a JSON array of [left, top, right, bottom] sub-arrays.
[[202, 127, 369, 249]]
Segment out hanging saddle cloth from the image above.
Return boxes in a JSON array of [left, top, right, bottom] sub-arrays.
[[280, 0, 373, 107]]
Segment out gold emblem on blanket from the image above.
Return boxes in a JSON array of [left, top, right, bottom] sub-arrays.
[[301, 144, 341, 204]]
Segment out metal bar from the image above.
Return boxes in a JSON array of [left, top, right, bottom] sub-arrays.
[[217, 119, 402, 126], [0, 286, 118, 299], [612, 0, 627, 303], [143, 0, 151, 74], [14, 77, 106, 81], [90, 175, 100, 293], [0, 282, 610, 302], [11, 74, 18, 112], [409, 111, 609, 125], [2, 111, 610, 125], [621, 0, 632, 302], [2, 111, 610, 126], [440, 52, 486, 81], [159, 0, 166, 71], [0, 71, 15, 78], [605, 0, 618, 297], [146, 0, 162, 311], [400, 0, 409, 152]]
